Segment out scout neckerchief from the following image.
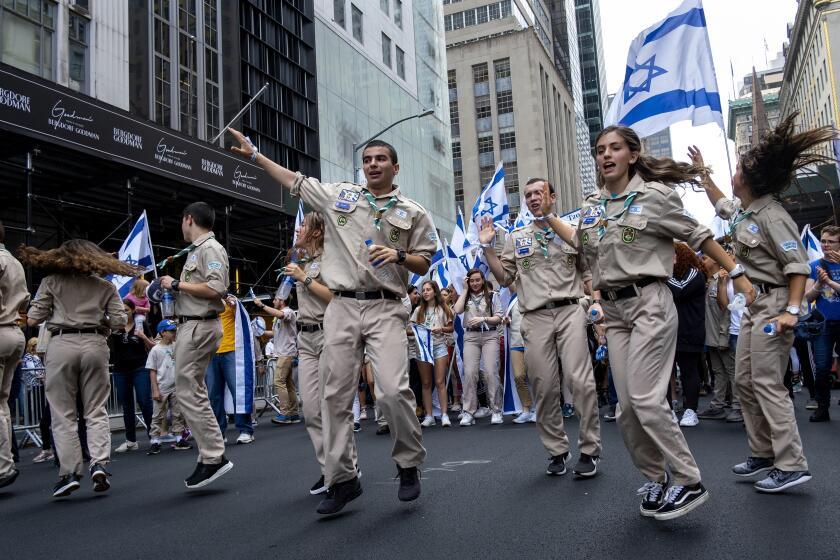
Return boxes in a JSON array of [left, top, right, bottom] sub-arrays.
[[596, 191, 639, 240], [533, 226, 555, 259], [156, 234, 214, 270], [728, 209, 753, 236], [362, 189, 399, 230]]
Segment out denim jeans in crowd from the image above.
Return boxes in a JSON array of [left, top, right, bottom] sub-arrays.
[[113, 367, 153, 442], [811, 320, 840, 408], [205, 351, 253, 435]]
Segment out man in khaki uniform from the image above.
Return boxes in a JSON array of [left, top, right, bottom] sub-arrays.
[[480, 179, 602, 477], [160, 202, 232, 489], [227, 129, 435, 515], [0, 222, 28, 489]]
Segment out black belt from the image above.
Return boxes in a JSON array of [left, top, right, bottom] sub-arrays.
[[465, 326, 494, 332], [602, 277, 659, 301], [533, 298, 579, 311], [178, 312, 219, 324], [755, 283, 785, 294], [50, 327, 102, 336], [297, 322, 323, 333], [334, 289, 400, 301]]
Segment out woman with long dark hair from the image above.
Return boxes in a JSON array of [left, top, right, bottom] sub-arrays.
[[410, 280, 454, 427], [452, 269, 503, 426], [544, 125, 753, 520], [22, 239, 133, 497], [691, 113, 832, 493]]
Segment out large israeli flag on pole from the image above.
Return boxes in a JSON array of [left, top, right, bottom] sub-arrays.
[[604, 0, 724, 138], [502, 294, 523, 415], [801, 224, 824, 262], [109, 210, 156, 298], [467, 162, 509, 245], [447, 208, 475, 295]]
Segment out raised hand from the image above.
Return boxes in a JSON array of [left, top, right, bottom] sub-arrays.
[[227, 127, 256, 160], [687, 145, 705, 168], [478, 215, 496, 245]]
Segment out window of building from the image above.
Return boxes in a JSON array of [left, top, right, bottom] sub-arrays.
[[473, 63, 489, 84], [382, 33, 392, 68], [448, 69, 457, 90], [203, 0, 220, 140], [454, 170, 464, 208], [351, 4, 363, 43], [395, 0, 403, 28], [488, 3, 500, 20], [496, 90, 513, 114], [478, 134, 494, 153], [499, 131, 516, 150], [380, 0, 389, 15], [450, 99, 460, 138], [479, 165, 496, 186], [494, 58, 510, 79], [0, 0, 56, 79], [452, 141, 461, 159], [395, 46, 405, 79], [475, 95, 492, 119], [334, 0, 345, 28], [68, 12, 88, 93]]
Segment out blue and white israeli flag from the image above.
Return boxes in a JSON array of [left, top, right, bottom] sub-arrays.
[[412, 324, 435, 364], [801, 224, 824, 262], [605, 0, 724, 138], [467, 161, 508, 245], [108, 210, 156, 298], [447, 208, 475, 295], [224, 299, 255, 414], [292, 200, 305, 247], [502, 294, 523, 415]]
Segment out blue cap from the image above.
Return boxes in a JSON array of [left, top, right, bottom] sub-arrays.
[[157, 319, 177, 334]]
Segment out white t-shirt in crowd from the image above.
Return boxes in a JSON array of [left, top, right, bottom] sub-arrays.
[[145, 342, 176, 393], [726, 281, 742, 336]]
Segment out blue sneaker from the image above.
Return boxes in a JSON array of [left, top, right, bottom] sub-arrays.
[[562, 403, 575, 418], [754, 469, 812, 493], [272, 414, 293, 425]]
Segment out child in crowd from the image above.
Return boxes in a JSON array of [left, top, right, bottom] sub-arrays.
[[146, 320, 191, 454]]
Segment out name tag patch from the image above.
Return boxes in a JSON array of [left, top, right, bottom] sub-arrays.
[[582, 216, 598, 225], [395, 208, 408, 219], [628, 204, 643, 215], [780, 240, 799, 252], [747, 223, 759, 234], [335, 201, 351, 210], [338, 189, 360, 203]]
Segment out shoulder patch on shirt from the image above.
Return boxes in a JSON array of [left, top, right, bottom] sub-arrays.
[[190, 254, 198, 262], [780, 240, 799, 252], [747, 223, 759, 234], [426, 231, 437, 242], [335, 201, 351, 210], [208, 261, 223, 270], [395, 208, 408, 219], [338, 189, 361, 203], [628, 204, 643, 215]]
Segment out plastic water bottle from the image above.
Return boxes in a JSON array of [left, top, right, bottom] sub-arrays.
[[365, 239, 384, 267], [161, 289, 175, 318], [595, 345, 607, 361], [728, 293, 746, 312], [763, 321, 778, 337], [589, 308, 602, 323]]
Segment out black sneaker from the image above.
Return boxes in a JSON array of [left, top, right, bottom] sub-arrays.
[[184, 457, 234, 489], [653, 483, 709, 520], [310, 475, 327, 495], [316, 476, 362, 514], [809, 407, 830, 422], [732, 456, 774, 477], [397, 466, 421, 501], [90, 463, 111, 492], [546, 452, 570, 476], [53, 474, 82, 498], [376, 424, 390, 435], [603, 406, 616, 422], [697, 406, 727, 420], [638, 475, 669, 517], [147, 443, 162, 455], [754, 468, 812, 493], [573, 453, 600, 478], [0, 468, 20, 489], [353, 422, 361, 433], [172, 439, 193, 451]]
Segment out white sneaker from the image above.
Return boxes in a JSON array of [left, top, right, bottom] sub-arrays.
[[114, 440, 138, 453], [679, 409, 699, 427], [490, 412, 504, 425], [457, 412, 465, 420], [459, 412, 475, 426], [420, 415, 435, 427], [359, 409, 368, 421], [236, 433, 255, 444], [513, 411, 531, 424], [474, 406, 491, 419], [528, 411, 537, 423], [441, 414, 452, 427]]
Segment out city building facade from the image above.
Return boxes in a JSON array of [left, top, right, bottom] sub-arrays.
[[640, 127, 673, 159], [574, 0, 608, 148], [444, 0, 582, 219]]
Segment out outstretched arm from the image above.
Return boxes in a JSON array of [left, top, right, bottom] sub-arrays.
[[228, 128, 298, 189]]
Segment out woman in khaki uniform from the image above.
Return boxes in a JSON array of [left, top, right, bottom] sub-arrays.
[[545, 126, 752, 520], [21, 240, 131, 498], [691, 113, 833, 494]]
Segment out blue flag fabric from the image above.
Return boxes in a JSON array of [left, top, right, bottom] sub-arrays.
[[108, 210, 156, 298], [223, 300, 255, 414]]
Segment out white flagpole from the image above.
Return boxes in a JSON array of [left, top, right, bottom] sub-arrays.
[[211, 83, 270, 144], [142, 210, 159, 279]]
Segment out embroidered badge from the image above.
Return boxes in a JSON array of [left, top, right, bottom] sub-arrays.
[[515, 237, 533, 249], [583, 216, 597, 225], [747, 223, 759, 234], [585, 206, 602, 217], [566, 254, 575, 266], [628, 204, 644, 215], [521, 257, 533, 270], [335, 201, 351, 210], [337, 215, 348, 227], [780, 240, 799, 252], [208, 261, 222, 270], [582, 232, 590, 245], [395, 208, 408, 219], [390, 228, 401, 243], [426, 231, 437, 242], [622, 227, 636, 244], [739, 244, 750, 258], [190, 254, 198, 262], [338, 189, 360, 203]]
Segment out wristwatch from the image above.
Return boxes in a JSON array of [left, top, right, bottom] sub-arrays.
[[785, 305, 801, 316], [171, 280, 180, 292], [303, 276, 313, 288], [729, 264, 746, 279], [396, 249, 407, 264]]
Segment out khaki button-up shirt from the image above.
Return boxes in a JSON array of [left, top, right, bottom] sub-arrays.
[[462, 293, 502, 326], [175, 232, 228, 317], [28, 274, 126, 330], [499, 223, 586, 313], [576, 175, 714, 291], [290, 174, 437, 297], [0, 244, 29, 326], [715, 195, 810, 285], [296, 253, 328, 324], [704, 277, 730, 348]]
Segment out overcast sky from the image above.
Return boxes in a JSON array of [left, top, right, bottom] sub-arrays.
[[598, 0, 799, 226]]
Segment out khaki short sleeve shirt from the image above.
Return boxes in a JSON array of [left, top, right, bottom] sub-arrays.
[[175, 232, 229, 316], [0, 244, 29, 326], [295, 254, 328, 324], [28, 274, 126, 330]]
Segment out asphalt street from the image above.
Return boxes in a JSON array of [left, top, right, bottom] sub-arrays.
[[3, 395, 838, 560]]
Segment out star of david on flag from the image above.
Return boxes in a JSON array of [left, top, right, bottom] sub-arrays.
[[605, 0, 724, 138], [467, 161, 508, 246], [108, 210, 156, 298]]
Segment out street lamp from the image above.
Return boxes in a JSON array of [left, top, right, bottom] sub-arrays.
[[352, 108, 435, 182]]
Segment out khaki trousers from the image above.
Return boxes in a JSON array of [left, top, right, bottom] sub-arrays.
[[603, 281, 701, 485], [273, 355, 299, 415], [708, 345, 740, 410], [174, 319, 225, 464], [44, 334, 111, 477], [735, 288, 808, 471], [0, 326, 24, 477], [510, 349, 532, 409], [322, 297, 425, 486], [521, 305, 601, 457], [462, 330, 501, 414], [150, 389, 186, 438]]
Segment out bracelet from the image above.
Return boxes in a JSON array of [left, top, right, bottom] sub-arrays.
[[479, 242, 493, 248], [245, 135, 259, 162]]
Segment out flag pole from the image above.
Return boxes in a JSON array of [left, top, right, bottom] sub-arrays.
[[142, 210, 159, 279], [211, 83, 270, 144]]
